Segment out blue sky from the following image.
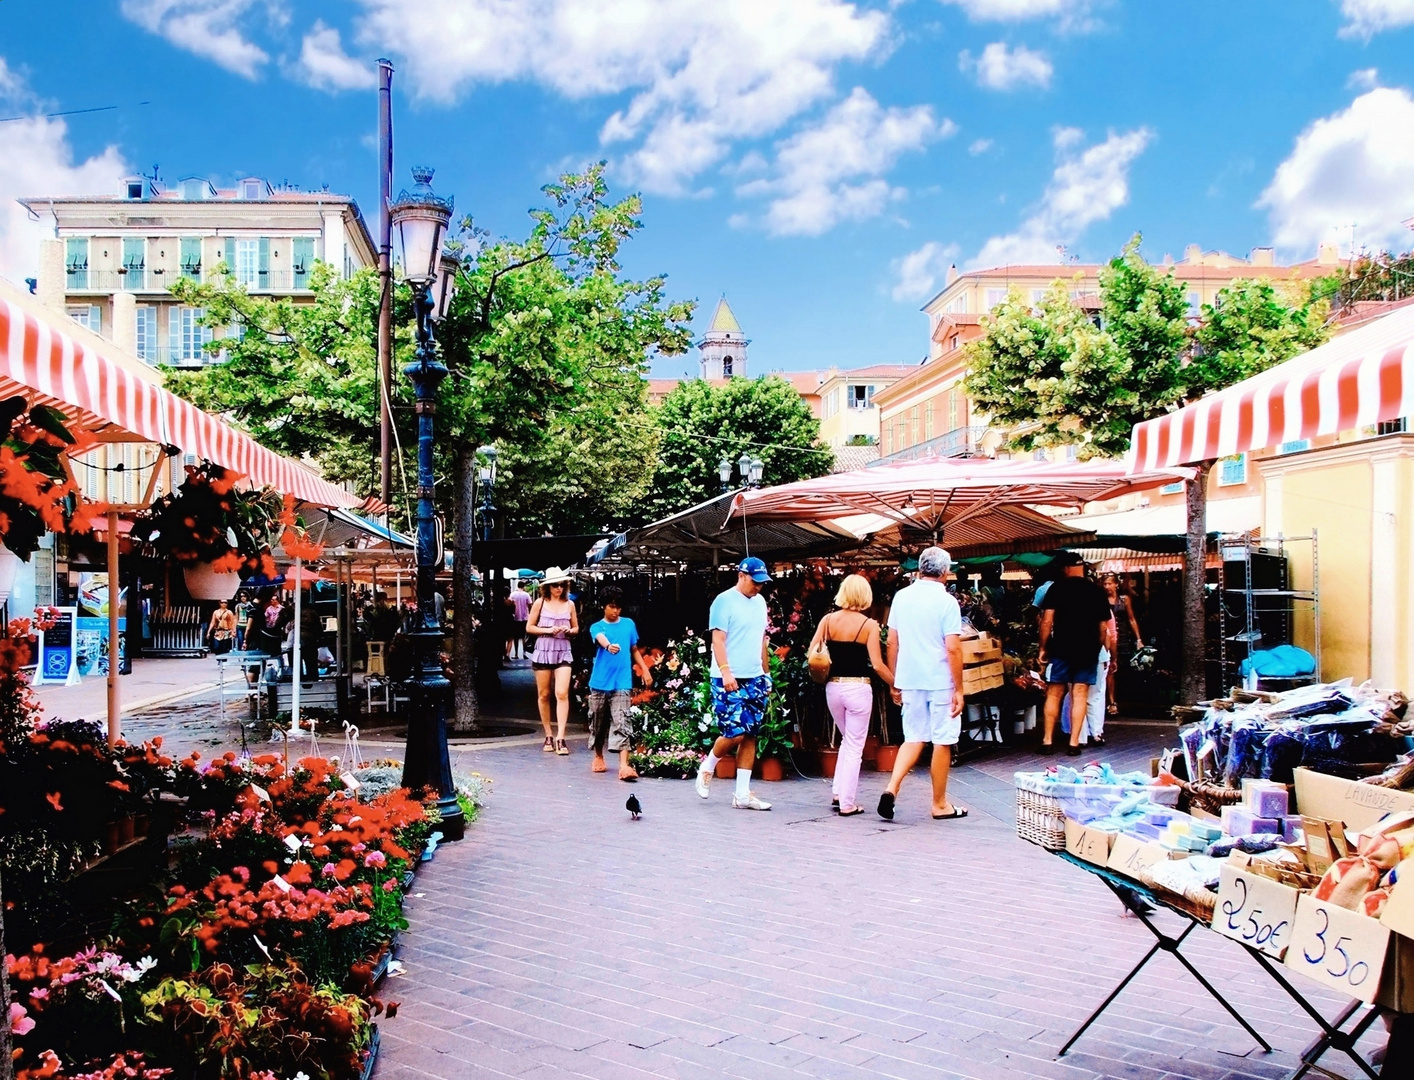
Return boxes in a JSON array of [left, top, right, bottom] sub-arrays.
[[3, 1, 1414, 377]]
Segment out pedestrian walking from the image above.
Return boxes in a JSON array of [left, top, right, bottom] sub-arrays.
[[528, 567, 578, 755], [807, 574, 893, 816], [695, 557, 773, 811], [877, 547, 966, 821], [207, 599, 236, 655], [508, 581, 532, 660], [587, 586, 652, 780], [233, 592, 252, 651], [1038, 553, 1112, 755], [1101, 573, 1143, 717]]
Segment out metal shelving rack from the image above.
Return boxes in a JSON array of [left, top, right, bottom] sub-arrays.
[[1217, 531, 1320, 688]]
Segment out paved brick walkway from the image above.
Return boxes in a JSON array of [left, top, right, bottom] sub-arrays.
[[376, 725, 1385, 1080]]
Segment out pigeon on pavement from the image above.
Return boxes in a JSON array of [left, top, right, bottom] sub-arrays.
[[625, 793, 642, 819]]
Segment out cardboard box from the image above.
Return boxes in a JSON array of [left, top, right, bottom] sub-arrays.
[[1285, 893, 1391, 1004], [1065, 818, 1115, 867], [1293, 767, 1414, 833], [1107, 833, 1169, 881], [1379, 858, 1414, 940], [1212, 855, 1301, 959]]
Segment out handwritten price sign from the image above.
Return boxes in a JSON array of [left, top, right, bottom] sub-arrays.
[[1284, 894, 1390, 1003], [1212, 865, 1298, 959]]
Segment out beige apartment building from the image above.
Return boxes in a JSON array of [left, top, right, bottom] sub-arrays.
[[875, 243, 1345, 464], [20, 172, 375, 367]]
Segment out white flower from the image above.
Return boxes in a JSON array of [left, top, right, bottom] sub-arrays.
[[698, 721, 708, 732], [681, 665, 691, 678], [294, 1073, 311, 1080]]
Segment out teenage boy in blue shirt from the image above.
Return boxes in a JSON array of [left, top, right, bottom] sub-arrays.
[[588, 585, 652, 781]]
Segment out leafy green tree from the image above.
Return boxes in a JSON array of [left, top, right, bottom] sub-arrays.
[[962, 234, 1329, 700], [636, 375, 834, 521]]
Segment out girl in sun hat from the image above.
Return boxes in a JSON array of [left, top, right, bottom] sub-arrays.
[[528, 567, 579, 755]]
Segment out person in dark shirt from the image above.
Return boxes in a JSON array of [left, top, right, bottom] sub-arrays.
[[1038, 553, 1111, 755]]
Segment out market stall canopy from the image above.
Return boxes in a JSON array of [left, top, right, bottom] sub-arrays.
[[726, 457, 1192, 538], [280, 506, 413, 563], [847, 503, 1097, 560], [1129, 303, 1414, 470], [587, 492, 861, 567], [1, 294, 356, 508]]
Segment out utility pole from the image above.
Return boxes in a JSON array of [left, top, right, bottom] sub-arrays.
[[377, 58, 394, 508]]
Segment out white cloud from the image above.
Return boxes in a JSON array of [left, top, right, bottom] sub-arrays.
[[735, 88, 954, 236], [892, 240, 960, 301], [959, 42, 1053, 90], [350, 0, 891, 195], [970, 125, 1151, 267], [0, 61, 130, 284], [1338, 0, 1414, 39], [120, 0, 271, 78], [1347, 67, 1380, 90], [940, 0, 1100, 30], [1259, 87, 1414, 255], [968, 138, 994, 155], [292, 21, 373, 91]]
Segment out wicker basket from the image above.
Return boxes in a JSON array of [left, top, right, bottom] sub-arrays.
[[1016, 787, 1069, 849], [1176, 777, 1244, 816], [1014, 772, 1181, 850]]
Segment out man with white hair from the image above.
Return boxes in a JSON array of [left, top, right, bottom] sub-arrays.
[[878, 546, 967, 821]]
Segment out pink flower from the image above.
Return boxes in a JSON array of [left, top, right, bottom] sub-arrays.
[[9, 1001, 35, 1036], [382, 879, 397, 892], [322, 862, 337, 877], [364, 851, 386, 868]]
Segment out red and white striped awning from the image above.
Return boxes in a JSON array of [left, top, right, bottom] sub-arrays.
[[1, 295, 357, 508], [1129, 303, 1414, 471]]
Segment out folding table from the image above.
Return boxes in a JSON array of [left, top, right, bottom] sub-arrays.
[[1052, 850, 1406, 1079]]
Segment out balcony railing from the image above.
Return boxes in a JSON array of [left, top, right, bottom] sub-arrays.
[[871, 425, 987, 466], [66, 270, 315, 293], [133, 346, 226, 368]]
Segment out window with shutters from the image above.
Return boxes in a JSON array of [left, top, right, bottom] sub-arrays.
[[924, 401, 933, 439], [122, 238, 146, 290], [179, 237, 202, 281], [292, 237, 315, 288], [231, 239, 263, 287], [169, 306, 212, 364], [985, 288, 1007, 310], [68, 305, 101, 333], [135, 306, 158, 362], [66, 238, 89, 288]]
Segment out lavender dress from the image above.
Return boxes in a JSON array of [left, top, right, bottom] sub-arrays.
[[530, 607, 574, 668]]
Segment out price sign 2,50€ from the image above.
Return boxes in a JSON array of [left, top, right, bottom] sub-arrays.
[[1213, 866, 1299, 959], [1284, 894, 1390, 1004]]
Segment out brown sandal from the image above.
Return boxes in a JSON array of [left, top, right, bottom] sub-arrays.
[[542, 737, 555, 753], [555, 739, 570, 756]]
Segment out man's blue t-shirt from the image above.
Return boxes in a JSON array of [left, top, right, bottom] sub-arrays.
[[589, 617, 638, 691], [708, 587, 768, 680]]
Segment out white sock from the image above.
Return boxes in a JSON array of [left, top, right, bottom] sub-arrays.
[[735, 768, 752, 799], [702, 752, 720, 775]]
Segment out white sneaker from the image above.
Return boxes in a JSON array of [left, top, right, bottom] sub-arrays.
[[732, 792, 772, 811], [695, 769, 712, 799]]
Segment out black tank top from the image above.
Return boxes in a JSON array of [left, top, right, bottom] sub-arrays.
[[828, 615, 873, 678]]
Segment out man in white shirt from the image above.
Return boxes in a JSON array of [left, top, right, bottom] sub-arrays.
[[696, 557, 773, 811], [879, 546, 966, 821]]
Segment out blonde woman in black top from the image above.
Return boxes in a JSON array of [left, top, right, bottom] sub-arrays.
[[808, 574, 893, 815]]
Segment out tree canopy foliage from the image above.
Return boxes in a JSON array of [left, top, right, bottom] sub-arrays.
[[635, 375, 833, 522]]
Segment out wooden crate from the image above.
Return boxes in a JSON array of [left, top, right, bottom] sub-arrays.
[[961, 633, 1003, 694], [962, 666, 1004, 695]]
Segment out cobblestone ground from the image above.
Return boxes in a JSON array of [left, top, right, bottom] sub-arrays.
[[375, 718, 1385, 1080]]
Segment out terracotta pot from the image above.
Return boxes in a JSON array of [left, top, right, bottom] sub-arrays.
[[862, 735, 880, 766], [714, 756, 737, 779], [819, 749, 839, 778], [759, 757, 785, 782], [134, 812, 152, 838], [0, 543, 22, 606], [184, 561, 241, 601], [118, 815, 136, 844], [790, 730, 804, 749], [874, 745, 900, 773], [103, 821, 122, 855]]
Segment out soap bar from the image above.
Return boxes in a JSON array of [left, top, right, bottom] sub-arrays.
[[1132, 821, 1162, 840], [1190, 821, 1222, 842], [1282, 818, 1300, 843], [1250, 787, 1289, 818], [1224, 807, 1256, 836], [1250, 816, 1280, 834]]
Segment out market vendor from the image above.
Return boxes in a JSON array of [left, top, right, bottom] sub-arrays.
[[1038, 553, 1111, 756]]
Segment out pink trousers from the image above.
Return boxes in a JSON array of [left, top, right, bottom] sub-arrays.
[[826, 680, 873, 810]]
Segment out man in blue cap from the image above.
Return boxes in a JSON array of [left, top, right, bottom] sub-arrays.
[[696, 557, 773, 810]]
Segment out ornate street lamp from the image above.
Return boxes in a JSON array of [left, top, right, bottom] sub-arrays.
[[477, 445, 497, 542], [749, 457, 765, 488], [390, 166, 463, 841], [718, 455, 732, 494], [737, 451, 751, 487]]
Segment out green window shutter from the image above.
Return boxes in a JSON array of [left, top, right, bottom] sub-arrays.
[[292, 237, 314, 288], [224, 237, 236, 272], [180, 237, 202, 280], [65, 238, 89, 288], [258, 237, 270, 282]]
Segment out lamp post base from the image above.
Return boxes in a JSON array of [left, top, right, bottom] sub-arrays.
[[400, 629, 465, 842]]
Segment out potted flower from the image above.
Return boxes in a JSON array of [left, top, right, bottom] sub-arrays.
[[130, 462, 283, 600], [756, 650, 795, 781]]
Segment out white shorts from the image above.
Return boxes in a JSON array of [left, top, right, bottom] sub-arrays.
[[900, 689, 960, 746]]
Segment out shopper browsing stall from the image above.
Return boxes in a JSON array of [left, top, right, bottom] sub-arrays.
[[1038, 553, 1111, 755], [808, 574, 895, 817], [878, 546, 967, 822], [696, 557, 774, 811]]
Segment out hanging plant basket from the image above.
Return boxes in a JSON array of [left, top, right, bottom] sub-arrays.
[[183, 561, 242, 601], [0, 542, 23, 605]]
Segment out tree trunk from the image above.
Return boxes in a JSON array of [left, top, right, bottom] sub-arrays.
[[1181, 460, 1213, 705], [451, 447, 479, 733], [0, 873, 13, 1080]]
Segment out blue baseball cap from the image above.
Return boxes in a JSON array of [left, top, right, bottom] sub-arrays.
[[738, 557, 771, 583]]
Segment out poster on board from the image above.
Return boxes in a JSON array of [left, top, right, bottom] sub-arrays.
[[33, 606, 79, 686], [75, 573, 127, 677]]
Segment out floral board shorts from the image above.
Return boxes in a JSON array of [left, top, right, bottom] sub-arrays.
[[711, 674, 771, 739]]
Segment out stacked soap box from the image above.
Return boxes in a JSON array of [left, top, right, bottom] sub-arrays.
[[1157, 816, 1222, 853], [1220, 779, 1297, 841]]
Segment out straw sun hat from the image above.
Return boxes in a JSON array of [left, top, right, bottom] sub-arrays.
[[540, 566, 573, 586]]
